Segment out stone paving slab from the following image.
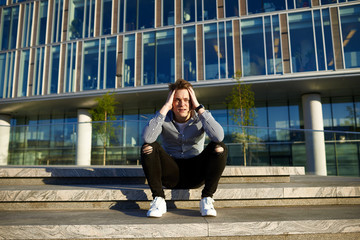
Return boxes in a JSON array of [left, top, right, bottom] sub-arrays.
[[0, 205, 359, 239]]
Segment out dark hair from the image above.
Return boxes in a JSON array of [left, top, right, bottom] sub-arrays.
[[168, 79, 193, 91]]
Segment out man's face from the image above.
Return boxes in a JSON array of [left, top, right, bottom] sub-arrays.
[[172, 89, 192, 123]]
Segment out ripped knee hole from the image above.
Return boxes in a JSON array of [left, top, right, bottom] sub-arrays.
[[214, 145, 224, 153], [142, 144, 153, 155]]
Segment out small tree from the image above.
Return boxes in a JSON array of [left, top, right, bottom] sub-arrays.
[[89, 92, 118, 166], [227, 71, 256, 166]]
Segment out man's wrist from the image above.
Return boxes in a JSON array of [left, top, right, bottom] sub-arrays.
[[195, 104, 204, 113]]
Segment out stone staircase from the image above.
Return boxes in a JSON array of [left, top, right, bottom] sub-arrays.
[[0, 166, 359, 239]]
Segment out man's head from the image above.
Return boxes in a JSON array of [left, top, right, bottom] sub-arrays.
[[169, 79, 193, 123]]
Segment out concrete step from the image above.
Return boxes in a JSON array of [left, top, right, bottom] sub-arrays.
[[1, 205, 359, 239], [1, 175, 359, 211], [0, 166, 305, 185]]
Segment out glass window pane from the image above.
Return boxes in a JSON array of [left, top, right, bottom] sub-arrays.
[[33, 47, 45, 96], [268, 102, 290, 141], [314, 10, 326, 71], [219, 22, 226, 78], [118, 0, 124, 32], [84, 0, 95, 38], [265, 16, 274, 74], [143, 32, 156, 85], [1, 52, 15, 98], [226, 21, 234, 78], [340, 5, 360, 68], [83, 40, 99, 90], [225, 0, 239, 17], [125, 0, 136, 31], [156, 29, 174, 84], [321, 0, 339, 4], [64, 43, 76, 93], [52, 0, 63, 43], [49, 45, 60, 94], [105, 37, 116, 89], [0, 54, 5, 98], [331, 97, 356, 131], [99, 39, 106, 89], [241, 17, 266, 76], [197, 0, 202, 21], [355, 96, 360, 131], [183, 0, 195, 23], [18, 50, 30, 97], [296, 0, 311, 8], [163, 0, 174, 26], [183, 26, 197, 82], [248, 0, 286, 14], [68, 0, 84, 40], [138, 0, 154, 29], [37, 1, 48, 45], [204, 0, 216, 20], [0, 6, 19, 50], [288, 11, 316, 72], [21, 3, 34, 48], [101, 0, 112, 35], [322, 8, 335, 71], [123, 34, 135, 87], [272, 15, 282, 74], [204, 23, 219, 79]]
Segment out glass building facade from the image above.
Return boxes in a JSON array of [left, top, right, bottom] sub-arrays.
[[0, 0, 360, 176]]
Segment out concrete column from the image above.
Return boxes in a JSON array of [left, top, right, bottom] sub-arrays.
[[76, 109, 92, 166], [0, 115, 11, 166], [302, 93, 327, 176]]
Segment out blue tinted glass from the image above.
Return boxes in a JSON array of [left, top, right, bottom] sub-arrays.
[[83, 40, 99, 90], [0, 54, 5, 98], [163, 0, 174, 26], [84, 0, 95, 38], [125, 0, 136, 31], [99, 39, 106, 89], [321, 0, 339, 4], [204, 23, 219, 79], [143, 32, 156, 85], [241, 18, 266, 76], [138, 0, 154, 29], [288, 11, 316, 72], [322, 9, 334, 71], [0, 6, 19, 50], [102, 0, 112, 35], [156, 29, 174, 84], [183, 26, 197, 82], [248, 0, 286, 14], [314, 10, 325, 71], [37, 1, 48, 45], [197, 0, 202, 21], [332, 97, 356, 131], [65, 43, 76, 93], [22, 3, 34, 48], [265, 16, 274, 74], [296, 0, 311, 8], [18, 50, 30, 97], [118, 0, 124, 32], [204, 0, 216, 20], [2, 52, 15, 98], [68, 0, 84, 39], [272, 15, 282, 74], [52, 0, 63, 42], [33, 47, 45, 95], [0, 0, 6, 6], [50, 46, 60, 94], [268, 102, 290, 141], [287, 0, 294, 9], [340, 5, 360, 68], [183, 0, 195, 23], [219, 22, 226, 78], [106, 37, 116, 89], [124, 34, 135, 87], [226, 21, 234, 78], [225, 0, 239, 17]]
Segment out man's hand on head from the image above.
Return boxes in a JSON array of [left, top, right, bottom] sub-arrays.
[[160, 90, 176, 116], [188, 87, 200, 110]]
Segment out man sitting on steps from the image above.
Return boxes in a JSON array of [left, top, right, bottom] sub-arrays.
[[141, 79, 228, 217]]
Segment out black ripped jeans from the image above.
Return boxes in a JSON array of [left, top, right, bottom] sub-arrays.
[[141, 141, 228, 199]]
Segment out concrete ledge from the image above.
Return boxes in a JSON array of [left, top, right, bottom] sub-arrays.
[[0, 206, 359, 239], [0, 166, 305, 178]]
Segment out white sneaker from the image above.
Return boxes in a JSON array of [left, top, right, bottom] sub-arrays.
[[200, 197, 217, 217], [147, 197, 167, 218]]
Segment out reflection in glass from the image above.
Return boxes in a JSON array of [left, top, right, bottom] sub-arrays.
[[204, 23, 219, 79], [64, 43, 77, 93], [37, 1, 48, 45], [295, 0, 311, 8], [33, 47, 45, 96], [49, 46, 60, 94], [248, 0, 286, 14], [68, 0, 84, 39], [21, 3, 34, 48], [0, 54, 5, 98], [156, 30, 174, 84], [183, 26, 197, 82], [204, 0, 216, 20], [82, 40, 99, 90], [0, 52, 15, 98], [219, 22, 226, 78], [143, 32, 156, 85], [125, 0, 154, 31], [123, 34, 135, 87], [288, 11, 316, 72], [241, 18, 266, 76], [18, 50, 30, 97], [163, 0, 174, 26], [268, 102, 290, 141], [0, 6, 19, 50], [52, 0, 63, 43], [314, 10, 325, 71], [322, 9, 335, 70], [272, 15, 283, 74], [340, 5, 360, 68], [226, 21, 234, 78], [101, 0, 112, 35], [225, 0, 239, 17], [118, 0, 124, 32], [265, 16, 274, 74], [183, 0, 195, 23], [105, 37, 116, 89]]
